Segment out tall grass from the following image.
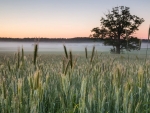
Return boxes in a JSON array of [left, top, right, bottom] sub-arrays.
[[0, 45, 150, 113]]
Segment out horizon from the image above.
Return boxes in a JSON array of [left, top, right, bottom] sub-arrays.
[[0, 0, 149, 39], [0, 37, 150, 40]]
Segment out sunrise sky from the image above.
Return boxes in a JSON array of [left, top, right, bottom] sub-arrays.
[[0, 0, 149, 39]]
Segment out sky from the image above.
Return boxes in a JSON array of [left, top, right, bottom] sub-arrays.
[[0, 0, 149, 39]]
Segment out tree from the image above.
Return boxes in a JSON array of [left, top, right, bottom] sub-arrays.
[[91, 6, 144, 54]]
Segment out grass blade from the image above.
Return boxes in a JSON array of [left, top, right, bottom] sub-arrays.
[[33, 44, 38, 66], [85, 47, 88, 59], [63, 45, 68, 59], [69, 51, 73, 69], [90, 46, 95, 63]]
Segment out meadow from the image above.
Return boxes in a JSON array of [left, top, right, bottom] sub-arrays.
[[0, 44, 150, 113]]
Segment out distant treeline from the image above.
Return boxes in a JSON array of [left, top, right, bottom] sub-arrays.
[[0, 37, 148, 43], [0, 37, 103, 43]]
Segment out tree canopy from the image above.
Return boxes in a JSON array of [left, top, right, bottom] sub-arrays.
[[91, 6, 144, 54]]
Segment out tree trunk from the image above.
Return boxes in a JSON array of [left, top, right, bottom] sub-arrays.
[[116, 45, 120, 54]]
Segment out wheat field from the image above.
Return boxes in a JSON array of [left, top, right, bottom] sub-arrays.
[[0, 45, 150, 113]]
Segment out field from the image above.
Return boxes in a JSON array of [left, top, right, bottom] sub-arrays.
[[0, 45, 150, 113]]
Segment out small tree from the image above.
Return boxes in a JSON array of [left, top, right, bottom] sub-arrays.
[[91, 6, 144, 54]]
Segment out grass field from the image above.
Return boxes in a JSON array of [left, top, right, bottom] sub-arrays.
[[0, 45, 150, 113]]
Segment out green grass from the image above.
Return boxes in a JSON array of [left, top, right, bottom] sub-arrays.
[[0, 46, 150, 113]]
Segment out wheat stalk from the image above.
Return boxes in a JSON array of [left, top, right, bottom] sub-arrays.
[[63, 45, 68, 59], [85, 47, 88, 59], [90, 46, 95, 63], [33, 44, 38, 66]]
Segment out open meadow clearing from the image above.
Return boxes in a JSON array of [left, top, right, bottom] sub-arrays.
[[0, 45, 150, 113]]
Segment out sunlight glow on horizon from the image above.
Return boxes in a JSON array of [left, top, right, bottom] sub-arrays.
[[0, 0, 149, 39]]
